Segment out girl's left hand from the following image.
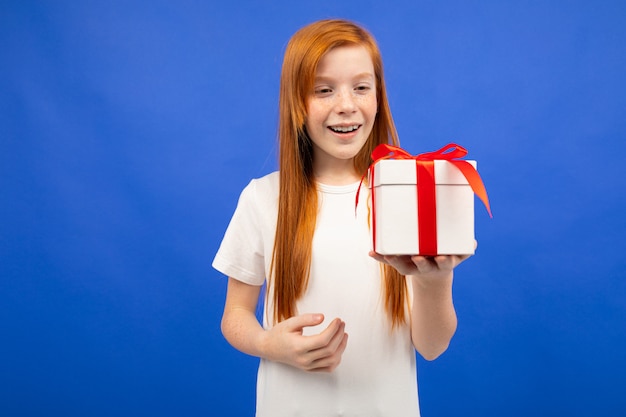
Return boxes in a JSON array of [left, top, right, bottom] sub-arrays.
[[369, 251, 470, 277], [369, 241, 478, 277], [369, 240, 476, 280]]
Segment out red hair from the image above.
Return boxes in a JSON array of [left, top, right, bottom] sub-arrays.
[[271, 19, 407, 327]]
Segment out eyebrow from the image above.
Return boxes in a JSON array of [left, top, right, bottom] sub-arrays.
[[314, 72, 375, 83]]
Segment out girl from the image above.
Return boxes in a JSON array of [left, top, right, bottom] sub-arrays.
[[213, 19, 471, 416]]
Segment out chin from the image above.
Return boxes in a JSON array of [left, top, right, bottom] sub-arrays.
[[335, 145, 364, 160]]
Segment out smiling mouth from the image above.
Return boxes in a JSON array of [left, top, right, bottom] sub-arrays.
[[328, 124, 361, 133]]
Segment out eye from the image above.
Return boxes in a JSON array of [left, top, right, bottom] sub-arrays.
[[355, 84, 373, 93], [314, 87, 333, 95]]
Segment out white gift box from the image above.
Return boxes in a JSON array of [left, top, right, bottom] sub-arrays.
[[369, 159, 478, 255]]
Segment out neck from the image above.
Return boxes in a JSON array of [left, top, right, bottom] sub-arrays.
[[313, 161, 360, 185]]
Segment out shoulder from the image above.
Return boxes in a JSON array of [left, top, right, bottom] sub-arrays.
[[237, 171, 279, 210], [250, 171, 279, 193]]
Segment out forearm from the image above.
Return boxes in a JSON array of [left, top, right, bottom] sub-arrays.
[[221, 306, 268, 359], [221, 277, 270, 359], [410, 272, 457, 361]]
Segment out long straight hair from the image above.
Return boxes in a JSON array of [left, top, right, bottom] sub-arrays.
[[271, 19, 407, 327]]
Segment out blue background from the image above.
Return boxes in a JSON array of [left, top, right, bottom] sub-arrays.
[[2, 1, 625, 415]]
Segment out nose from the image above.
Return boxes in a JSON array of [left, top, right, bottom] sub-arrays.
[[334, 89, 357, 113]]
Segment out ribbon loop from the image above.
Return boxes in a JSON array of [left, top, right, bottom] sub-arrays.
[[371, 144, 413, 161], [416, 143, 468, 161]]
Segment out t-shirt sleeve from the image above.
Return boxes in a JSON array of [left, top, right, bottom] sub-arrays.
[[212, 179, 267, 286]]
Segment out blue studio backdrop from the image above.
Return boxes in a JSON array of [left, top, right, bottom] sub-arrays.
[[1, 1, 625, 416]]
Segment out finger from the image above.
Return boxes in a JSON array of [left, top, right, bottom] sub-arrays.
[[384, 255, 419, 275], [368, 250, 387, 264], [284, 313, 325, 333], [411, 255, 435, 272], [309, 332, 349, 372], [433, 255, 454, 270], [437, 254, 471, 269], [304, 318, 344, 351], [311, 320, 346, 355]]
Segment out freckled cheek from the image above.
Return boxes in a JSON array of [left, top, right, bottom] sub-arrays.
[[354, 93, 375, 103], [356, 95, 378, 116]]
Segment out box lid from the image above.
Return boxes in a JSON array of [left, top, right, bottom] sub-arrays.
[[370, 159, 477, 186]]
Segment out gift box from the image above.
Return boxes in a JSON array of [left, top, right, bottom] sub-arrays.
[[362, 144, 491, 256]]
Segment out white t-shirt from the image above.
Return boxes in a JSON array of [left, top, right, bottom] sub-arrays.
[[213, 171, 420, 417]]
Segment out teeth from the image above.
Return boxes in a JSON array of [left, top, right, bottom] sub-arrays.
[[330, 125, 359, 133]]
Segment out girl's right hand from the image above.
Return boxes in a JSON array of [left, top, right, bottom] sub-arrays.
[[261, 314, 348, 372]]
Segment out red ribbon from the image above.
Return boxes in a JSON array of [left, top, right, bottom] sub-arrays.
[[356, 143, 492, 255]]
